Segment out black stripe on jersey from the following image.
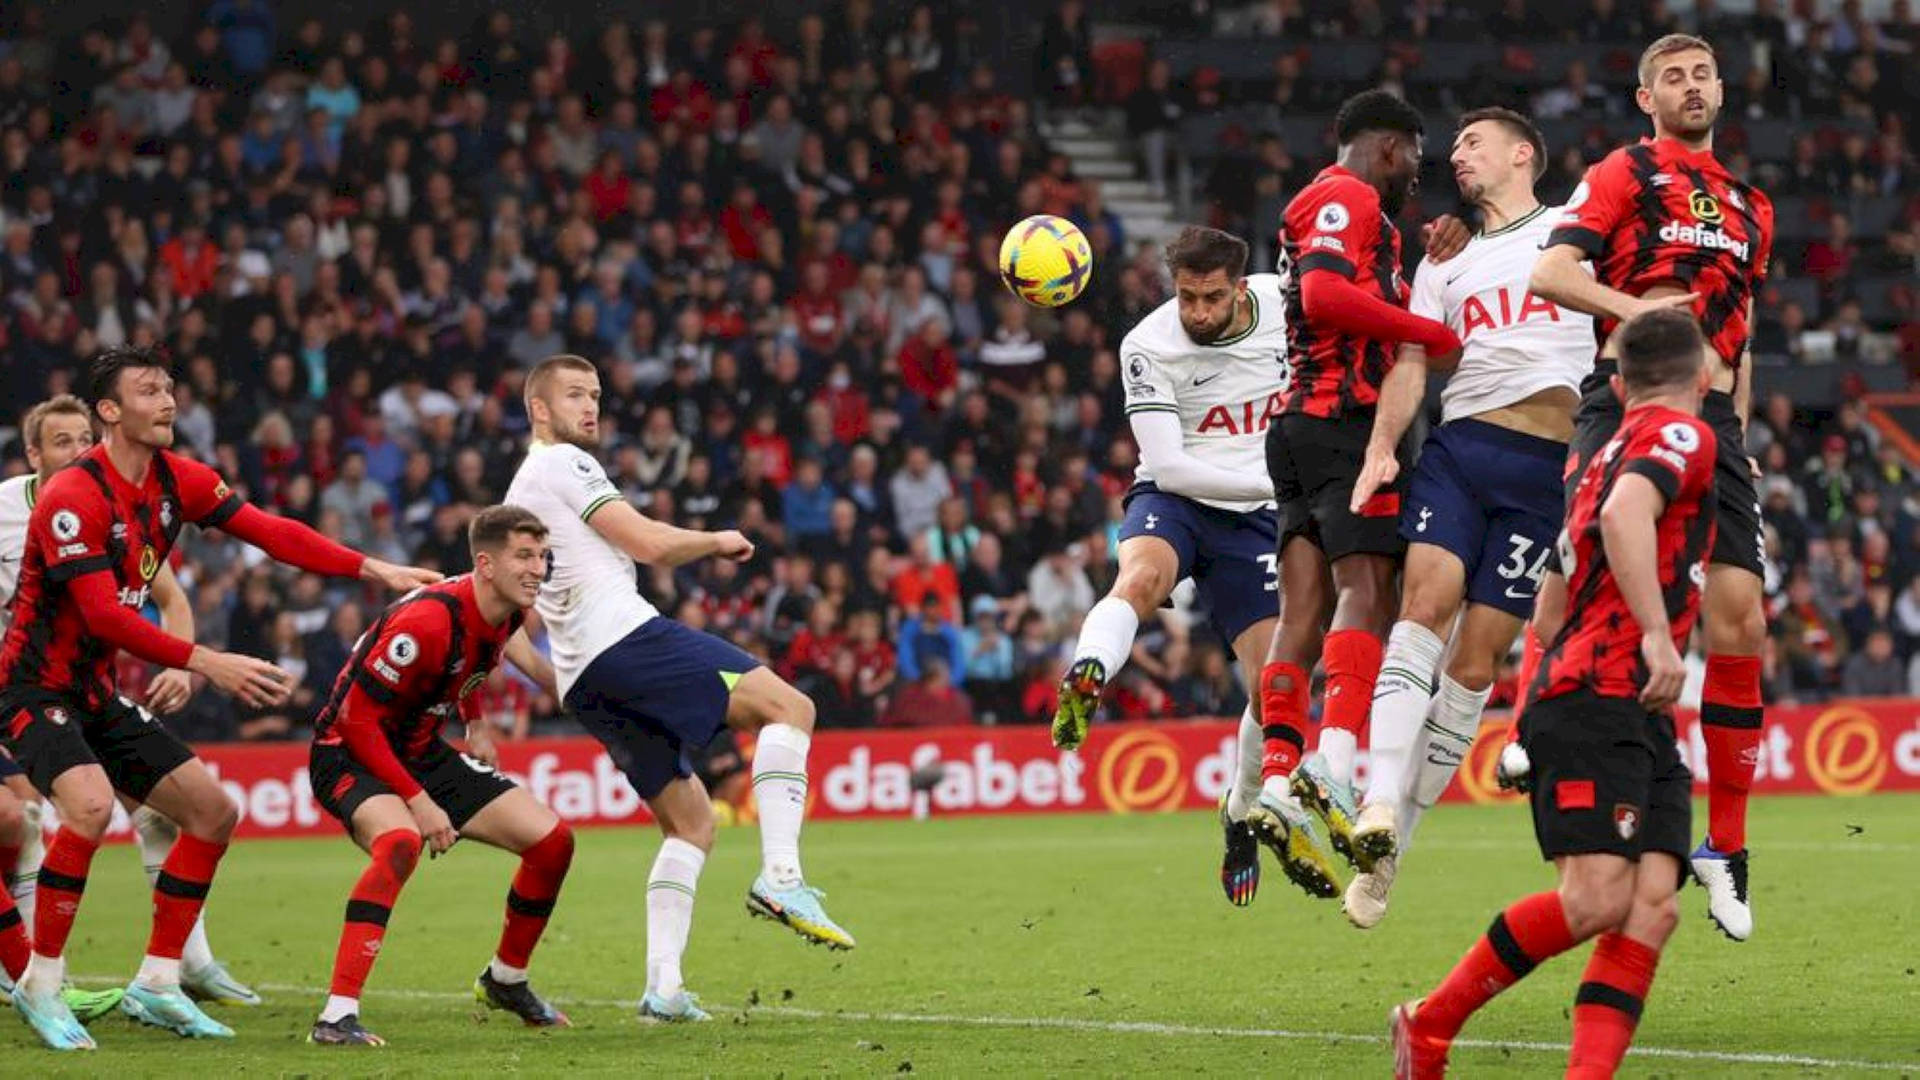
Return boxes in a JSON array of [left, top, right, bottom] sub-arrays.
[[200, 493, 244, 528], [43, 555, 113, 584], [1623, 144, 1668, 288], [1621, 459, 1683, 503], [1296, 251, 1355, 278], [1546, 225, 1606, 258], [351, 668, 400, 704], [1123, 404, 1179, 415]]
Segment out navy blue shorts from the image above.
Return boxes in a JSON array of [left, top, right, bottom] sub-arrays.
[[1401, 419, 1567, 619], [564, 620, 764, 800], [1119, 484, 1279, 647]]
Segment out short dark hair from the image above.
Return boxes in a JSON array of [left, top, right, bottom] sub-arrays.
[[1335, 89, 1424, 147], [1163, 226, 1248, 281], [1457, 107, 1548, 181], [1616, 309, 1706, 393], [469, 504, 549, 555], [86, 344, 172, 410]]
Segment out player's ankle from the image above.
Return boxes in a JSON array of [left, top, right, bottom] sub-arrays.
[[136, 954, 182, 990], [488, 957, 529, 985], [319, 994, 359, 1023]]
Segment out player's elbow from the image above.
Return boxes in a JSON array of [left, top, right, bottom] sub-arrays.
[[1528, 250, 1578, 303]]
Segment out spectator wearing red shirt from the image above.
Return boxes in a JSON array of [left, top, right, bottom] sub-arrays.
[[741, 407, 794, 488], [847, 608, 898, 715], [816, 361, 871, 445], [650, 69, 715, 131], [729, 17, 781, 88], [719, 179, 774, 262], [582, 150, 632, 223], [1803, 212, 1856, 285], [797, 222, 859, 295], [159, 219, 219, 300], [891, 534, 961, 622], [897, 317, 958, 409], [781, 601, 844, 683], [789, 262, 848, 359], [881, 657, 974, 728]]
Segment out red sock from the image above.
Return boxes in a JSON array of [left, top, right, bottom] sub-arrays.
[[34, 827, 99, 959], [1415, 891, 1579, 1041], [1701, 654, 1762, 852], [1259, 661, 1309, 781], [1568, 932, 1661, 1079], [0, 889, 27, 980], [1320, 628, 1383, 741], [329, 829, 422, 999], [497, 823, 574, 969], [147, 833, 229, 960]]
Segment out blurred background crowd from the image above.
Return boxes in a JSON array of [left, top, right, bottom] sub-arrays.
[[0, 0, 1913, 744]]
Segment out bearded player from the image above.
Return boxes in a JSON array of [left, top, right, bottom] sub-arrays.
[[1339, 109, 1595, 928], [508, 355, 851, 1025], [0, 395, 259, 1011], [1047, 226, 1329, 904], [1248, 90, 1464, 883], [0, 345, 437, 1050], [307, 506, 572, 1046], [1522, 33, 1774, 942], [1393, 309, 1715, 1080]]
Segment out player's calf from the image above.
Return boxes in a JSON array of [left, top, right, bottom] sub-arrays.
[[318, 825, 422, 1038]]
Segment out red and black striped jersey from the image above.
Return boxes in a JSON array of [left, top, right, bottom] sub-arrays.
[[1278, 165, 1407, 420], [313, 576, 520, 763], [1547, 137, 1774, 369], [0, 446, 241, 712], [1534, 405, 1717, 705]]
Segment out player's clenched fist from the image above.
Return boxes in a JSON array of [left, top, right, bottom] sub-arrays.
[[407, 792, 458, 857], [1637, 630, 1686, 711], [709, 529, 755, 562]]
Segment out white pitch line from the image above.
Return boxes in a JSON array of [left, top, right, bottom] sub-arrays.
[[71, 977, 1915, 1073]]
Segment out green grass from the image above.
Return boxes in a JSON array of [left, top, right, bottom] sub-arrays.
[[14, 793, 1920, 1076]]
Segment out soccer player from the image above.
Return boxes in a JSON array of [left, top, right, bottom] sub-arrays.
[[0, 345, 436, 1050], [1339, 109, 1595, 927], [0, 394, 258, 1010], [1524, 33, 1774, 940], [307, 506, 573, 1046], [1392, 308, 1715, 1080], [1047, 225, 1335, 902], [506, 355, 852, 1024], [1250, 90, 1464, 875]]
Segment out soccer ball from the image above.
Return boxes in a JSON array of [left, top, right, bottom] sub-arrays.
[[998, 214, 1093, 308]]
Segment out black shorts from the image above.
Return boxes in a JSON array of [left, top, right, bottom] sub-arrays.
[[1554, 372, 1763, 576], [310, 738, 517, 831], [1266, 411, 1409, 562], [0, 746, 21, 781], [1520, 687, 1692, 863], [0, 690, 194, 802]]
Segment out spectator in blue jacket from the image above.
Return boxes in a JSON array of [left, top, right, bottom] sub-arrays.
[[783, 457, 838, 539], [898, 595, 967, 682]]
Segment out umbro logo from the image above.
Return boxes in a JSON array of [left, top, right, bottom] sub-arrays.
[[1649, 173, 1674, 186]]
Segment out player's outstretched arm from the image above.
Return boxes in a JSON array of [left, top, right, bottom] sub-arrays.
[[1299, 270, 1461, 363], [1598, 473, 1685, 710], [1349, 344, 1428, 514], [219, 501, 441, 590], [1529, 245, 1693, 326], [145, 563, 195, 714], [585, 497, 753, 568], [67, 571, 291, 707], [1129, 410, 1273, 504]]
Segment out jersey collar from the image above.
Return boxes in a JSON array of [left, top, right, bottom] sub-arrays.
[[1478, 203, 1548, 239], [1208, 290, 1261, 347], [1641, 135, 1724, 173], [24, 475, 37, 510]]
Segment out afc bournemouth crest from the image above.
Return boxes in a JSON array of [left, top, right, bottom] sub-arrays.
[[1688, 190, 1723, 224], [139, 544, 160, 582], [46, 707, 69, 726], [1613, 803, 1641, 841]]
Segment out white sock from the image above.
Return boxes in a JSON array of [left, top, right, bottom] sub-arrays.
[[22, 951, 64, 996], [1072, 596, 1138, 677], [488, 957, 529, 985], [1399, 674, 1493, 851], [320, 994, 359, 1023], [9, 799, 41, 930], [646, 837, 705, 998], [1226, 706, 1262, 821], [1362, 621, 1446, 809], [1317, 728, 1358, 788], [133, 804, 217, 972], [753, 723, 810, 887], [136, 954, 181, 990]]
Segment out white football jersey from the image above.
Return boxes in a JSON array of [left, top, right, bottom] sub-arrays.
[[504, 441, 660, 700], [1407, 206, 1594, 426], [1121, 272, 1289, 513], [0, 474, 39, 633]]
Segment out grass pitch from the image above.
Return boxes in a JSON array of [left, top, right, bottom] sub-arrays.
[[15, 792, 1919, 1076]]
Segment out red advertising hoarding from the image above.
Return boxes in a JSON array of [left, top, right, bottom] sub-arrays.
[[80, 700, 1920, 841]]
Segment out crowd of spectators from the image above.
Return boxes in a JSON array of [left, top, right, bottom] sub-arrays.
[[0, 1, 1915, 745]]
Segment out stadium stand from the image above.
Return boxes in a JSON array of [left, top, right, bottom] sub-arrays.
[[0, 1, 1913, 745]]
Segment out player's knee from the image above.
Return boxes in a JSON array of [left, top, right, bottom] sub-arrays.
[[184, 788, 240, 843], [1560, 871, 1634, 935], [1706, 599, 1767, 655], [535, 821, 576, 872], [374, 828, 423, 880], [1629, 892, 1681, 947], [58, 790, 115, 841], [781, 686, 817, 734], [1444, 652, 1496, 692], [0, 794, 24, 844], [668, 815, 716, 853], [1112, 562, 1170, 610]]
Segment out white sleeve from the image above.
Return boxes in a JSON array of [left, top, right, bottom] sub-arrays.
[[1121, 342, 1180, 415], [1130, 410, 1274, 504], [546, 447, 623, 521], [1407, 257, 1447, 324]]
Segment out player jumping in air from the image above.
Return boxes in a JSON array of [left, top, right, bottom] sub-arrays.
[[507, 355, 852, 1025], [0, 395, 259, 1011], [1339, 109, 1595, 928], [1250, 91, 1465, 879], [1522, 33, 1774, 941], [1047, 226, 1336, 903], [0, 346, 437, 1050], [307, 506, 573, 1046], [1393, 309, 1717, 1080]]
